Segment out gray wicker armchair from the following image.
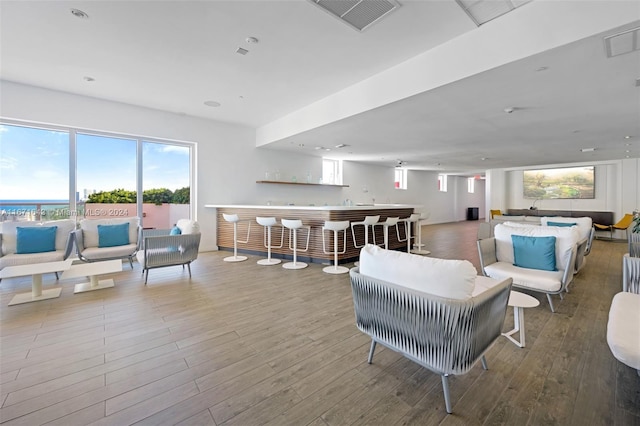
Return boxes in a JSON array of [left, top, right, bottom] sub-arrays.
[[136, 220, 201, 284], [349, 267, 512, 414]]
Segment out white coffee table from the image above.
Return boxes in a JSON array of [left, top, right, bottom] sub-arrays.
[[502, 290, 540, 348], [61, 260, 123, 293], [1, 259, 73, 306]]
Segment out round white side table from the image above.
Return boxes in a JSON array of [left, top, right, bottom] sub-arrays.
[[502, 291, 540, 348]]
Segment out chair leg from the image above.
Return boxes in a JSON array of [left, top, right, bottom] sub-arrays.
[[144, 269, 149, 285], [441, 375, 453, 414], [55, 272, 59, 280], [547, 294, 555, 313], [129, 257, 134, 269], [367, 340, 377, 364], [481, 355, 488, 370], [187, 263, 192, 278]]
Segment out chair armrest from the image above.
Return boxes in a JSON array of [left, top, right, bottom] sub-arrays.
[[0, 233, 3, 258], [561, 244, 578, 289], [63, 230, 75, 260], [73, 229, 85, 253], [477, 237, 497, 275]]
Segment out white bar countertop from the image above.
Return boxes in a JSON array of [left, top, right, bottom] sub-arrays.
[[205, 204, 420, 211]]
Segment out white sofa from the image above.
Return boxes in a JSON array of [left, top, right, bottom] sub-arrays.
[[478, 223, 579, 312], [351, 244, 512, 414], [0, 219, 75, 272], [73, 217, 141, 268]]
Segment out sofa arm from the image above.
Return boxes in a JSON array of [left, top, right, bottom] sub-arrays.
[[561, 244, 578, 289], [72, 229, 85, 254], [477, 237, 497, 275]]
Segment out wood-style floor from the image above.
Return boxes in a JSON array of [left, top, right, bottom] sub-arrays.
[[1, 220, 638, 425]]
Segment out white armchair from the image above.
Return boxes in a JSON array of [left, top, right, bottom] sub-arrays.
[[136, 219, 201, 284], [73, 217, 141, 268]]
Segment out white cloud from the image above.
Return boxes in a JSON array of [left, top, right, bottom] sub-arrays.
[[160, 145, 189, 155], [0, 156, 18, 169]]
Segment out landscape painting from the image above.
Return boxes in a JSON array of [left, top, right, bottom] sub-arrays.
[[523, 166, 595, 199]]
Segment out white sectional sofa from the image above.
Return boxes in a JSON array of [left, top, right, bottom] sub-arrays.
[[0, 219, 75, 271], [478, 222, 580, 312]]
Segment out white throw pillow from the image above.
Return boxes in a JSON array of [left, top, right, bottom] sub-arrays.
[[359, 244, 476, 300], [494, 223, 579, 271], [541, 216, 592, 241], [176, 219, 200, 234]]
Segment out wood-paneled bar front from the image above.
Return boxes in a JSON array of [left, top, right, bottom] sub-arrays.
[[206, 205, 418, 263]]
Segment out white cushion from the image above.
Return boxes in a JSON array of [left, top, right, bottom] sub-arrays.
[[80, 217, 139, 248], [0, 250, 65, 269], [607, 292, 640, 370], [359, 244, 476, 300], [494, 223, 579, 271], [1, 219, 75, 255], [541, 216, 592, 241], [484, 262, 564, 292], [176, 219, 200, 235], [81, 244, 138, 260], [472, 275, 507, 297]]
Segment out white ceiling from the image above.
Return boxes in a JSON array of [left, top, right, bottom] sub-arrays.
[[1, 1, 639, 175]]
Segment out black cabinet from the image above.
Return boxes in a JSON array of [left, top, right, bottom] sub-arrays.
[[467, 207, 479, 221]]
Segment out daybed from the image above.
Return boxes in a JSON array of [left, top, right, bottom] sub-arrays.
[[478, 223, 579, 312], [0, 219, 75, 275], [351, 244, 512, 414], [136, 219, 201, 284], [72, 217, 141, 268]]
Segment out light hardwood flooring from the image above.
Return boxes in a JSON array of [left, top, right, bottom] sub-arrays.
[[1, 221, 638, 425]]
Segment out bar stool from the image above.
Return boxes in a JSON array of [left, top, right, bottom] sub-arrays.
[[256, 216, 283, 266], [281, 219, 310, 270], [411, 212, 431, 255], [351, 215, 379, 267], [322, 220, 350, 274], [398, 213, 422, 253], [222, 213, 250, 262], [374, 217, 400, 250]]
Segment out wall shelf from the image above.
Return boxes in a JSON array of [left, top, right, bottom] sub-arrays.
[[256, 180, 349, 188]]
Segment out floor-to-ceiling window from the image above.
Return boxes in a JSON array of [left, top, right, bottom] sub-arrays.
[[0, 121, 194, 227]]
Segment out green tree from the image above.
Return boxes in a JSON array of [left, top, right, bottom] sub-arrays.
[[143, 188, 173, 205], [87, 189, 136, 203], [172, 187, 190, 204]]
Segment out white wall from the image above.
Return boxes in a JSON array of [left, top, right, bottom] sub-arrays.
[[1, 81, 470, 251]]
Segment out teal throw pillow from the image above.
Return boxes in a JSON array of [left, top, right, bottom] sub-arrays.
[[16, 226, 58, 254], [98, 223, 130, 248], [512, 235, 557, 271], [547, 221, 576, 227], [170, 226, 182, 235]]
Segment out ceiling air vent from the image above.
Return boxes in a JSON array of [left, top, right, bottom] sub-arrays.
[[455, 0, 533, 27], [308, 0, 400, 32], [604, 26, 640, 58]]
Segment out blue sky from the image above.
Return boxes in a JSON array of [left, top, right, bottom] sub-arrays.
[[0, 124, 190, 200]]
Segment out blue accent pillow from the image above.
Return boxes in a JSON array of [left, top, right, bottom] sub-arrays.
[[170, 226, 182, 235], [547, 221, 576, 227], [512, 235, 557, 271], [98, 223, 130, 248], [16, 226, 58, 254]]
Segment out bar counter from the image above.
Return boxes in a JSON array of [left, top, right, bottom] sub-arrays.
[[205, 204, 419, 263]]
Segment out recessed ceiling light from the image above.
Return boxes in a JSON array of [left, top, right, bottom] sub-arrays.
[[624, 135, 632, 139], [298, 143, 305, 147], [480, 157, 487, 161], [236, 47, 249, 55], [203, 100, 221, 107], [246, 37, 259, 44], [314, 146, 324, 150], [335, 144, 349, 148], [83, 76, 95, 82], [70, 8, 89, 19], [581, 148, 596, 152]]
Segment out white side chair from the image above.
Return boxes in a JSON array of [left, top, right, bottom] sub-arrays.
[[281, 219, 310, 270], [322, 220, 350, 274], [374, 217, 400, 250], [411, 212, 431, 255], [222, 213, 250, 262], [256, 216, 283, 266], [398, 213, 421, 253]]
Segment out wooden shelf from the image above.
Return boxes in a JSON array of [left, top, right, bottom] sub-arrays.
[[256, 180, 349, 188]]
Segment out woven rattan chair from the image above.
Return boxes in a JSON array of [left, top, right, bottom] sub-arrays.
[[349, 267, 511, 414], [136, 220, 201, 284]]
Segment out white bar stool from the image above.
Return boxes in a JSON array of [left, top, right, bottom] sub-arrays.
[[281, 219, 310, 270], [374, 217, 400, 249], [256, 216, 283, 266], [222, 213, 250, 262], [351, 215, 379, 267], [411, 212, 431, 255], [322, 220, 350, 274], [398, 213, 422, 253]]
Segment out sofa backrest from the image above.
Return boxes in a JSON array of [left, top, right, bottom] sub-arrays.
[[1, 219, 75, 255], [80, 217, 140, 248], [359, 244, 477, 300], [494, 223, 580, 271], [541, 216, 592, 241]]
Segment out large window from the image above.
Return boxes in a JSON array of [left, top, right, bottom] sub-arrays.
[[438, 174, 448, 192], [322, 159, 342, 185], [394, 168, 407, 190], [0, 121, 194, 227]]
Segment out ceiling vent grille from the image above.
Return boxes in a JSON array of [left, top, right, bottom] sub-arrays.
[[604, 26, 640, 58], [308, 0, 400, 32], [455, 0, 533, 26]]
